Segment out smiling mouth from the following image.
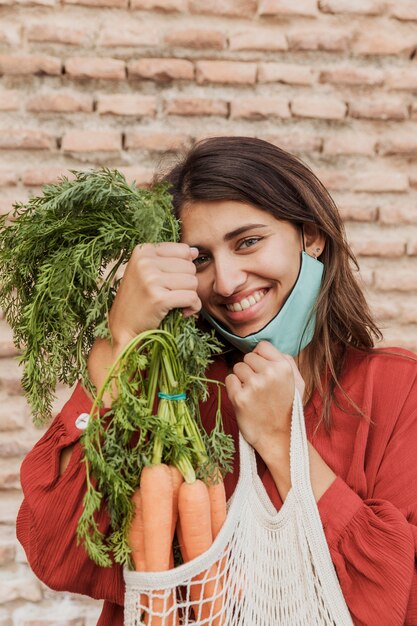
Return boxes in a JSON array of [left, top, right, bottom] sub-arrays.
[[225, 289, 268, 312]]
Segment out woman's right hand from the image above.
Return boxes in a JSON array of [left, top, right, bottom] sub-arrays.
[[109, 242, 201, 350], [87, 242, 201, 401]]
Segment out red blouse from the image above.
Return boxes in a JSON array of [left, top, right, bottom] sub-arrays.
[[17, 347, 417, 625]]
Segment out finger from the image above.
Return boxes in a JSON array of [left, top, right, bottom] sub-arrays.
[[154, 242, 198, 261], [280, 354, 305, 396], [232, 361, 255, 384], [253, 340, 284, 362], [158, 273, 198, 292], [152, 257, 197, 275], [225, 373, 242, 403], [242, 351, 268, 373], [163, 290, 202, 315]]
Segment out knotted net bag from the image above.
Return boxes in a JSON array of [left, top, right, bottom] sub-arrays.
[[124, 391, 354, 625]]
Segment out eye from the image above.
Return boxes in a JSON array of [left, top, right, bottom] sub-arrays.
[[193, 253, 210, 269], [238, 237, 262, 249]]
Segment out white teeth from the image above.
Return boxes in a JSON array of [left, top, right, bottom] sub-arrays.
[[226, 290, 266, 312]]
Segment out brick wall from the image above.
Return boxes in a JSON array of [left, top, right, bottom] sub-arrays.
[[0, 0, 417, 623]]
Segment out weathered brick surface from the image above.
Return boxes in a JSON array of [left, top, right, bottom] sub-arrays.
[[259, 0, 318, 17], [128, 58, 193, 81], [0, 55, 61, 76], [1, 2, 417, 622], [65, 58, 125, 80], [27, 92, 93, 113], [96, 94, 157, 116], [196, 61, 256, 84]]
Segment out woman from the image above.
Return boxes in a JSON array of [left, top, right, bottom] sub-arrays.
[[17, 137, 417, 625]]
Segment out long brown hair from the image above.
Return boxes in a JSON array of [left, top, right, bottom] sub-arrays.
[[159, 136, 382, 427]]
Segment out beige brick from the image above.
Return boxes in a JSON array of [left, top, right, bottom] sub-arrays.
[[357, 267, 374, 288], [410, 173, 417, 189], [350, 235, 405, 257], [378, 136, 417, 156], [65, 57, 125, 80], [291, 96, 346, 119], [407, 240, 417, 256], [98, 26, 159, 47], [0, 541, 15, 565], [380, 328, 417, 352], [0, 458, 21, 490], [0, 575, 42, 603], [229, 30, 287, 51], [230, 96, 290, 120], [0, 23, 20, 46], [0, 358, 23, 394], [64, 0, 127, 7], [0, 170, 18, 186], [349, 97, 408, 121], [26, 23, 90, 46], [262, 133, 322, 154], [0, 609, 12, 626], [128, 58, 194, 81], [0, 90, 20, 111], [379, 205, 417, 225], [97, 94, 157, 116], [259, 0, 318, 17], [62, 131, 121, 152], [131, 0, 187, 10], [399, 305, 417, 324], [258, 63, 316, 85], [353, 31, 417, 56], [0, 322, 17, 357], [385, 68, 417, 90], [0, 394, 29, 431], [288, 28, 351, 52], [352, 172, 409, 193], [165, 29, 225, 50], [319, 0, 385, 14], [164, 97, 228, 117], [27, 91, 93, 113], [0, 129, 55, 150], [320, 66, 384, 86], [375, 269, 417, 291], [189, 0, 257, 18], [0, 492, 23, 524], [125, 131, 191, 151], [390, 2, 417, 21], [22, 168, 73, 186], [412, 102, 417, 120], [21, 606, 86, 626], [337, 204, 378, 222], [118, 166, 154, 186], [370, 299, 401, 321], [323, 133, 376, 156], [0, 55, 61, 76], [196, 61, 256, 85]]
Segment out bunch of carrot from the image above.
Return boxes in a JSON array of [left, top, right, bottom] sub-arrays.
[[128, 463, 227, 625]]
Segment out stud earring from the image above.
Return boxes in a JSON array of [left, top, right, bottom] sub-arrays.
[[313, 247, 321, 259]]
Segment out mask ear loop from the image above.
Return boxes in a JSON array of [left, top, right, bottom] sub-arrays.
[[300, 224, 306, 252]]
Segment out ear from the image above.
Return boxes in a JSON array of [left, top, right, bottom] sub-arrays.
[[303, 224, 326, 259]]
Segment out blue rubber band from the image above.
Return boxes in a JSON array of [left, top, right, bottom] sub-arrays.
[[158, 392, 187, 401]]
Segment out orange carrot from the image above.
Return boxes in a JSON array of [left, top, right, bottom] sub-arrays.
[[129, 489, 147, 571], [140, 464, 177, 626], [207, 470, 227, 540], [178, 480, 224, 625], [128, 489, 148, 618]]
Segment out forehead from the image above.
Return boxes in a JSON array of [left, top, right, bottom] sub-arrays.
[[180, 200, 277, 240]]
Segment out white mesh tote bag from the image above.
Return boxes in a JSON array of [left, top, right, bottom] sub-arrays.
[[124, 390, 354, 625]]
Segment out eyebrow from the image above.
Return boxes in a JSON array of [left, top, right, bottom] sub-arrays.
[[190, 223, 268, 249]]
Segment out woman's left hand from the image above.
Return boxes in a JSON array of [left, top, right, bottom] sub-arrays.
[[225, 341, 305, 458]]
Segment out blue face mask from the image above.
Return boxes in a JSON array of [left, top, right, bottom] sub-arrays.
[[202, 251, 324, 357]]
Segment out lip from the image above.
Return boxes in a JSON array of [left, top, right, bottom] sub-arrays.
[[220, 288, 271, 325]]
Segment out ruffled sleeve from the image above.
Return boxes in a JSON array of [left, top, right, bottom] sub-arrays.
[[16, 383, 124, 606]]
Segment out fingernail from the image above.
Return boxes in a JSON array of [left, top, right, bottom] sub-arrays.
[[190, 246, 199, 256]]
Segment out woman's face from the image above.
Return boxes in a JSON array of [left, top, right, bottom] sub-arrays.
[[180, 200, 303, 337]]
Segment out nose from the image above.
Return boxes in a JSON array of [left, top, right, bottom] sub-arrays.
[[213, 256, 246, 297]]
